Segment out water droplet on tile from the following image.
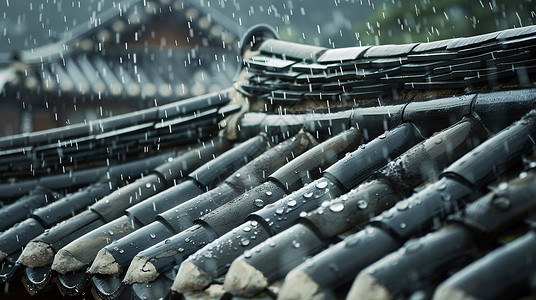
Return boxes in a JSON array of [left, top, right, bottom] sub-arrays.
[[316, 179, 329, 189], [345, 237, 360, 248], [382, 210, 393, 219], [329, 202, 344, 212], [396, 200, 409, 211], [253, 199, 264, 207], [405, 240, 423, 254]]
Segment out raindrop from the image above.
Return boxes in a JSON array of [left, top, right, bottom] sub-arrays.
[[410, 290, 427, 300], [243, 226, 252, 232], [250, 220, 258, 227], [235, 173, 241, 178], [303, 191, 313, 199], [329, 202, 344, 212], [108, 230, 114, 236], [292, 240, 301, 248], [150, 233, 156, 239], [241, 238, 250, 246], [316, 179, 329, 189], [365, 227, 376, 236], [434, 138, 443, 145], [244, 250, 252, 258], [400, 223, 407, 229], [436, 182, 447, 191], [178, 248, 184, 253], [381, 210, 394, 219], [287, 199, 297, 207], [253, 199, 264, 207], [275, 208, 284, 215], [498, 182, 509, 191], [145, 183, 152, 189], [396, 200, 409, 211], [267, 238, 276, 247], [265, 191, 273, 196], [345, 237, 360, 248], [357, 200, 368, 209]]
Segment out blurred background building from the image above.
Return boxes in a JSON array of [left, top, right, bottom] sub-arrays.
[[0, 0, 533, 136]]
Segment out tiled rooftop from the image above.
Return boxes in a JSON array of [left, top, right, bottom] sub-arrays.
[[1, 21, 536, 300]]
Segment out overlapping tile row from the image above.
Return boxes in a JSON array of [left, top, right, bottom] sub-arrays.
[[239, 25, 536, 104], [0, 89, 235, 185], [2, 24, 536, 300], [0, 138, 230, 279]]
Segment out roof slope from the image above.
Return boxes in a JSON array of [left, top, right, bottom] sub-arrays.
[[1, 24, 536, 300]]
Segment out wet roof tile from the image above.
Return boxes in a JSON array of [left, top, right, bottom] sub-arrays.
[[363, 43, 419, 58], [2, 23, 536, 300], [317, 46, 370, 63], [258, 39, 327, 61]]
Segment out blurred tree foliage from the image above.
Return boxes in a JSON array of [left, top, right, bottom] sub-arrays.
[[355, 0, 536, 45]]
